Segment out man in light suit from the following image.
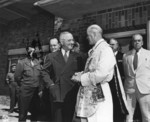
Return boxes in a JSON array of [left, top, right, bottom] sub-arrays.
[[123, 34, 150, 122], [72, 24, 116, 122], [42, 31, 84, 122]]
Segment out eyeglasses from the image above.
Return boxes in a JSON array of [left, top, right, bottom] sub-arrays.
[[133, 40, 142, 42], [61, 39, 74, 42], [67, 39, 74, 42]]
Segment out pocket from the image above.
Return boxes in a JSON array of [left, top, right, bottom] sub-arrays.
[[24, 67, 32, 76], [145, 59, 150, 69], [35, 66, 41, 76]]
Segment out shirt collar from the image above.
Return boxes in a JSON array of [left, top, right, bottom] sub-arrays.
[[114, 51, 118, 56], [92, 38, 105, 51], [88, 38, 105, 56], [133, 47, 143, 55], [61, 48, 70, 56]]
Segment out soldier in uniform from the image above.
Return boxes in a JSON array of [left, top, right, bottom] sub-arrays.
[[6, 63, 18, 113], [15, 41, 42, 122]]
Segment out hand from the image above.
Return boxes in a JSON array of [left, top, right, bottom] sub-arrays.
[[48, 84, 56, 100], [38, 91, 43, 98], [71, 72, 82, 82], [6, 80, 9, 84]]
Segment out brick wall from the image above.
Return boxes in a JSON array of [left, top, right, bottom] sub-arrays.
[[58, 1, 150, 52], [0, 12, 54, 95]]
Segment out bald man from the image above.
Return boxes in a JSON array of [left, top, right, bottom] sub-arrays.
[[72, 24, 128, 122], [123, 34, 150, 122], [72, 24, 116, 122]]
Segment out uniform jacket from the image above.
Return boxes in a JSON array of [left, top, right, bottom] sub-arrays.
[[42, 50, 84, 102], [6, 72, 18, 87], [14, 57, 41, 87], [123, 48, 150, 94]]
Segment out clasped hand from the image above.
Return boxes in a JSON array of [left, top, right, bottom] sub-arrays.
[[71, 72, 83, 82]]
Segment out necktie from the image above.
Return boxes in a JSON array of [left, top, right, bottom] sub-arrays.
[[64, 51, 68, 62], [133, 52, 138, 70]]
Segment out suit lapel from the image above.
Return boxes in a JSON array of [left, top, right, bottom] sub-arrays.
[[61, 51, 74, 74], [116, 52, 120, 60], [53, 51, 75, 75], [66, 51, 74, 65], [137, 48, 145, 70], [54, 51, 66, 65], [128, 50, 135, 73]]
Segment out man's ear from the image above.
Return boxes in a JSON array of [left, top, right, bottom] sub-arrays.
[[142, 40, 144, 46], [60, 40, 63, 45], [92, 31, 97, 40]]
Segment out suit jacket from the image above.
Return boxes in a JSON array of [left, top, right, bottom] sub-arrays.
[[116, 51, 124, 83], [42, 50, 84, 102], [123, 48, 150, 94]]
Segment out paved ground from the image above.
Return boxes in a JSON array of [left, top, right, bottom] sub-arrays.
[[0, 95, 30, 122], [0, 95, 51, 122], [0, 104, 31, 122]]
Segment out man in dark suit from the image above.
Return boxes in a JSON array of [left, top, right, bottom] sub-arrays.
[[109, 38, 125, 83], [109, 38, 126, 122], [42, 31, 84, 122]]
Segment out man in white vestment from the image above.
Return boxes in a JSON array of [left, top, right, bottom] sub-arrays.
[[72, 24, 116, 122]]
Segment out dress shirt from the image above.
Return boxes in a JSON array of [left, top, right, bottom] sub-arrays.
[[61, 48, 70, 57], [114, 51, 118, 56], [81, 39, 116, 86], [132, 48, 141, 63]]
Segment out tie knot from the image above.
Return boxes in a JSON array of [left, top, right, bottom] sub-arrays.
[[64, 51, 68, 56], [135, 49, 139, 53]]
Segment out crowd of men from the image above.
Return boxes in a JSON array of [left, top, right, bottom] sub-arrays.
[[6, 24, 150, 122]]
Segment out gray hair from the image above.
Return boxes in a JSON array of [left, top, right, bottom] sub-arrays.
[[87, 24, 103, 34], [132, 34, 143, 41]]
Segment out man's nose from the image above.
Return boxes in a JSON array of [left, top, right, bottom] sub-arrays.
[[71, 40, 75, 43]]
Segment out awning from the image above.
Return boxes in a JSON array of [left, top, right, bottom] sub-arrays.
[[34, 0, 145, 19]]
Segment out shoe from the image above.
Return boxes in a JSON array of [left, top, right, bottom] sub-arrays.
[[8, 109, 14, 113]]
